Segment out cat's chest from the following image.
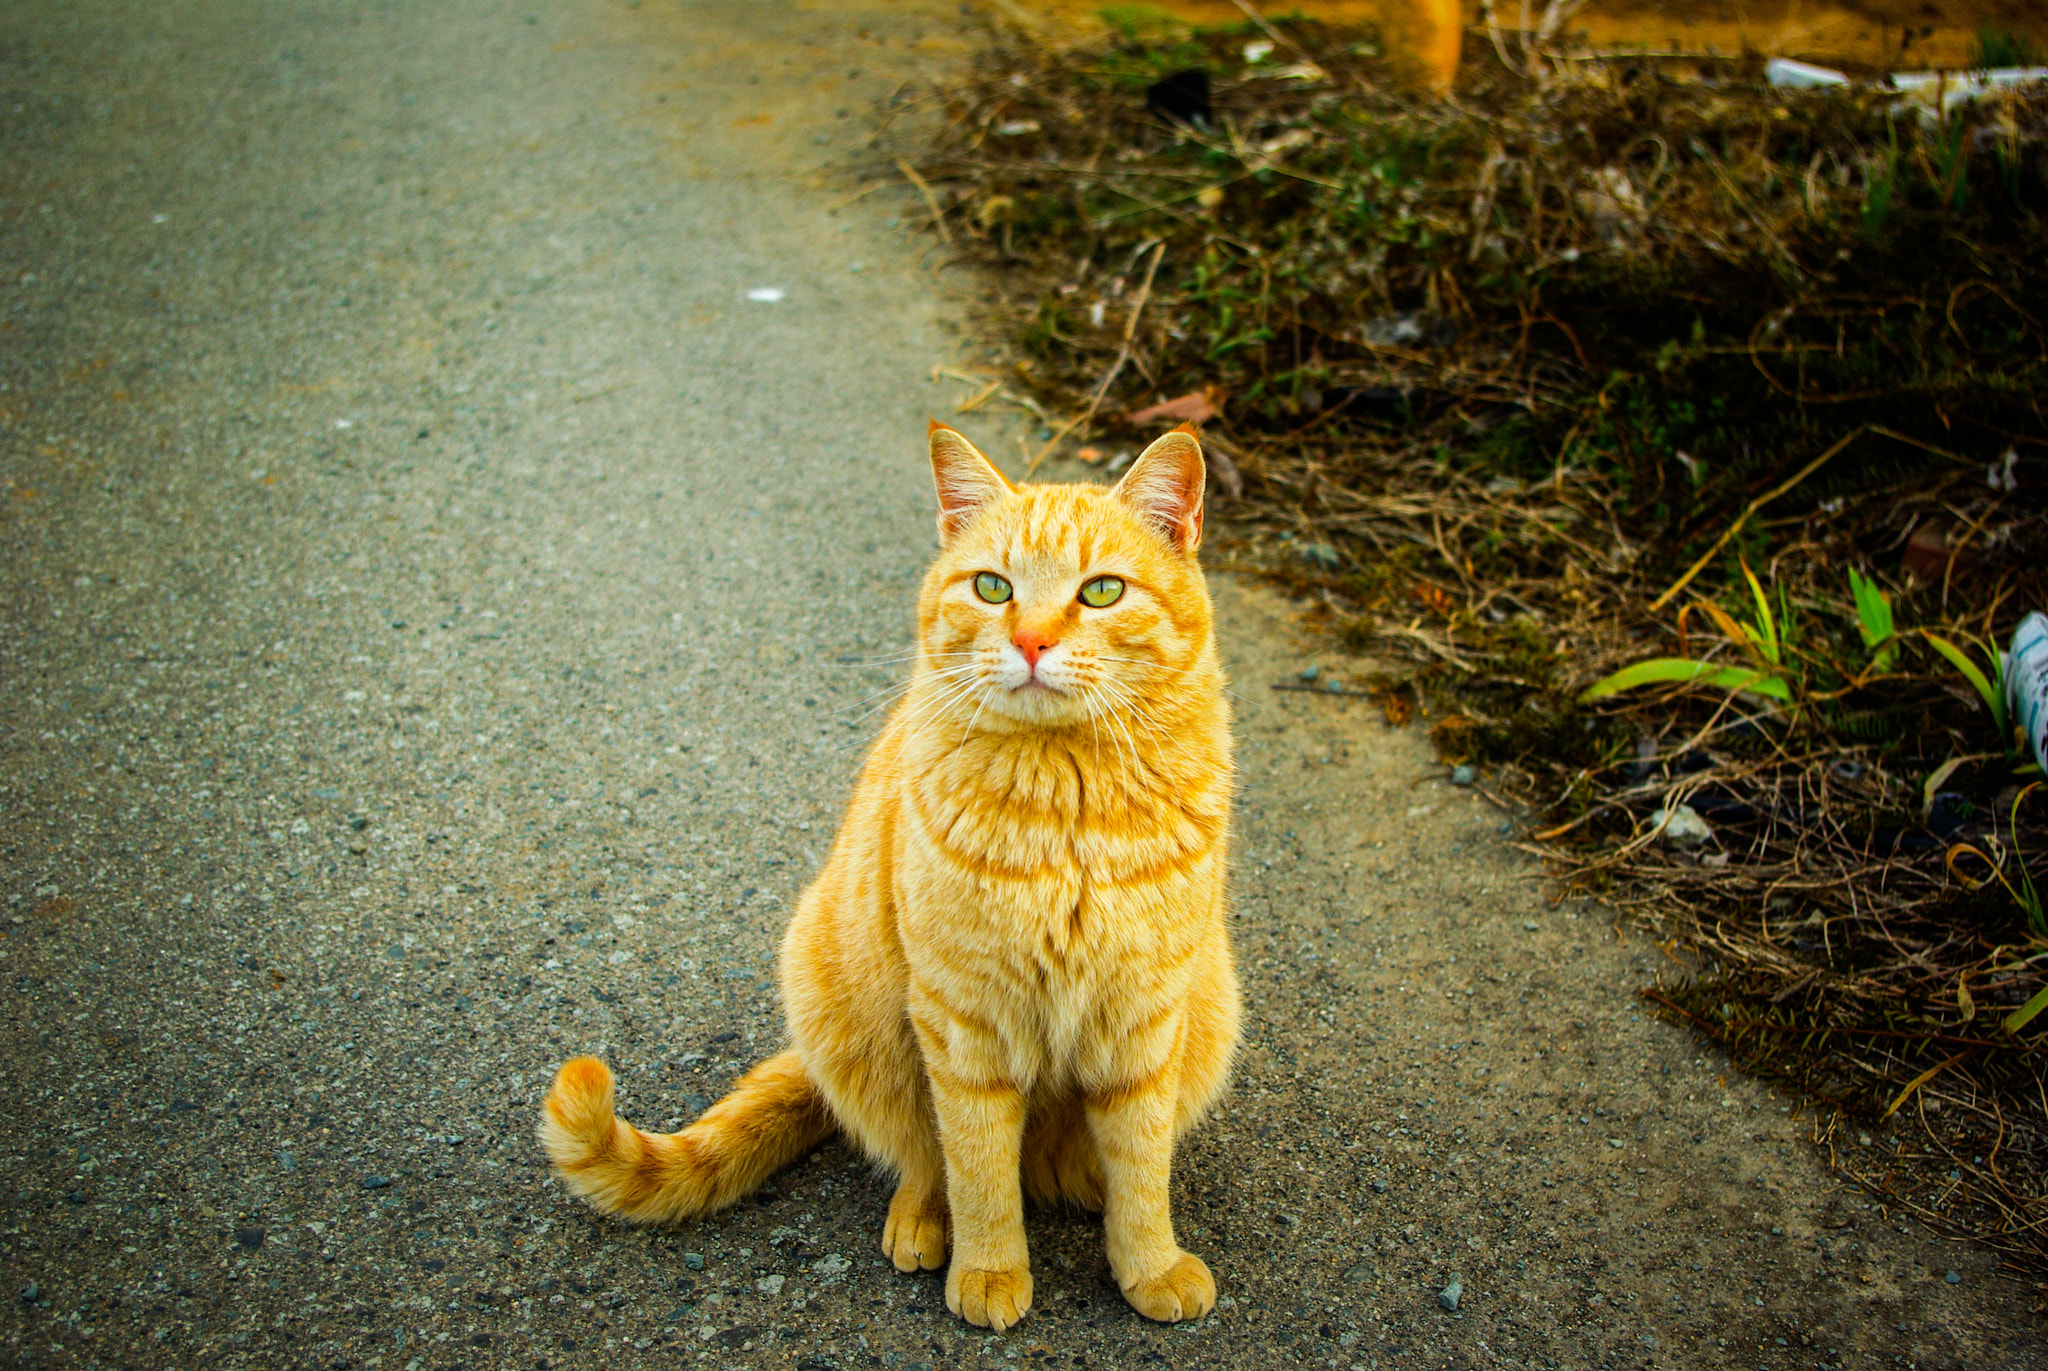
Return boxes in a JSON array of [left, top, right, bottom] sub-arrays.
[[906, 767, 1210, 885]]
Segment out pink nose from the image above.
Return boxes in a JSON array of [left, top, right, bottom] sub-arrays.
[[1013, 627, 1058, 669]]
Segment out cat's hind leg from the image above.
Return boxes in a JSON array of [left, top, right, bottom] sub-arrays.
[[1021, 1090, 1104, 1212], [883, 1155, 950, 1273]]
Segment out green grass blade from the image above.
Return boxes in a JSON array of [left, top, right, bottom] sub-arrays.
[[2005, 981, 2048, 1035], [1741, 561, 1780, 664], [1581, 659, 1791, 703], [1849, 568, 1894, 646], [1924, 632, 2009, 736], [1849, 568, 1897, 671]]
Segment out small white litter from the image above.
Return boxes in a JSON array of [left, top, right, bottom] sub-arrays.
[[1650, 804, 1714, 849], [994, 119, 1041, 136], [746, 287, 785, 302], [2006, 612, 2048, 776], [1888, 67, 2048, 118], [1765, 58, 1850, 89], [1764, 58, 2048, 121]]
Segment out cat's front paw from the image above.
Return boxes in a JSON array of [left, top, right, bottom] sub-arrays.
[[1120, 1250, 1214, 1323], [947, 1262, 1033, 1331], [882, 1183, 949, 1272]]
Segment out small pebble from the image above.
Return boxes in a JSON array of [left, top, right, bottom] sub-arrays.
[[1297, 540, 1340, 570], [18, 1281, 37, 1303], [361, 1175, 390, 1190], [1522, 920, 1539, 931], [684, 1252, 705, 1271], [1607, 1138, 1624, 1149], [1449, 764, 1476, 786], [1372, 1178, 1388, 1194], [1945, 1270, 1962, 1284], [1299, 665, 1321, 682], [1438, 1279, 1462, 1311], [1343, 1263, 1372, 1283]]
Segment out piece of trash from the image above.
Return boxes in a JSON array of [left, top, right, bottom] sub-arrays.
[[1438, 1279, 1463, 1311], [993, 119, 1041, 136], [1988, 447, 2018, 492], [745, 287, 785, 303], [1650, 804, 1713, 848], [1126, 389, 1218, 426], [1765, 58, 1850, 89], [1243, 39, 1274, 64], [1889, 67, 2048, 120], [1363, 312, 1458, 348], [1103, 450, 1136, 474], [1145, 69, 1212, 129], [2006, 612, 2048, 775], [1075, 446, 1104, 463]]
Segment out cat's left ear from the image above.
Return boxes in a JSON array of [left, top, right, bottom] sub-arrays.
[[1114, 423, 1206, 554], [928, 420, 1015, 544]]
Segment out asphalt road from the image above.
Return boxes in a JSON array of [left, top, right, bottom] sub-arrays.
[[1, 2, 2042, 1369]]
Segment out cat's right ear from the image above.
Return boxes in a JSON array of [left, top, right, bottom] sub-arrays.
[[928, 420, 1014, 544]]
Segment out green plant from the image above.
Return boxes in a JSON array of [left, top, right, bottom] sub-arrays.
[[1996, 783, 2047, 1033], [1582, 561, 1794, 703], [1847, 566, 1897, 672], [1922, 630, 2013, 750], [1862, 118, 1901, 239], [1970, 27, 2042, 70]]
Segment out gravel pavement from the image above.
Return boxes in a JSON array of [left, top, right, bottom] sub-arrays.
[[1, 2, 2042, 1368]]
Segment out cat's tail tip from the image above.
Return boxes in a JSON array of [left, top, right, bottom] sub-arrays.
[[538, 1055, 657, 1219], [536, 1049, 679, 1221], [542, 1055, 617, 1149]]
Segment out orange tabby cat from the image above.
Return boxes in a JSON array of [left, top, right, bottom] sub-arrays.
[[540, 421, 1240, 1330]]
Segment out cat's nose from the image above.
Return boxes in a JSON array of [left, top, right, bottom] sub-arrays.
[[1013, 626, 1058, 669]]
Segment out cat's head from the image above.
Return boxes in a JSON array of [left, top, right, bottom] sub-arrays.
[[915, 422, 1215, 732]]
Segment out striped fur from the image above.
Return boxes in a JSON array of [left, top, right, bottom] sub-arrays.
[[540, 423, 1240, 1330], [539, 1052, 831, 1224]]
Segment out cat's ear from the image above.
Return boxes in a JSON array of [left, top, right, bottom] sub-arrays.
[[1114, 422, 1206, 554], [928, 420, 1014, 544]]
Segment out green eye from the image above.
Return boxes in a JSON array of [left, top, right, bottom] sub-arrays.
[[973, 572, 1013, 604], [1079, 576, 1125, 608]]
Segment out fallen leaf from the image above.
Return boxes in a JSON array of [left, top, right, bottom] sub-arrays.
[[1126, 389, 1219, 426]]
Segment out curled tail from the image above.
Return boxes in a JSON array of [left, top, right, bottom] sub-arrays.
[[539, 1049, 833, 1224]]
